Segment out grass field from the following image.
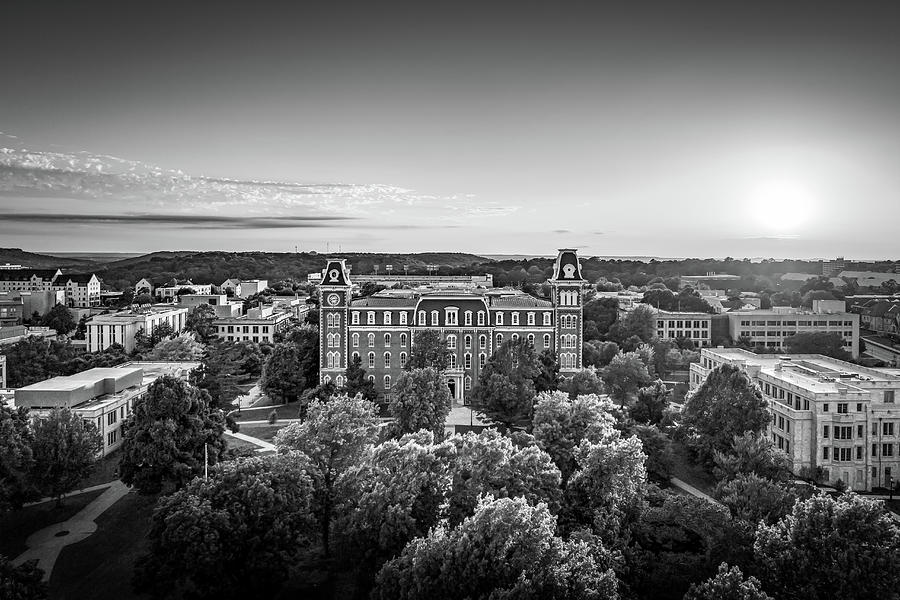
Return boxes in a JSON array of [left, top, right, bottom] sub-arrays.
[[0, 489, 106, 558], [232, 401, 303, 423], [240, 423, 287, 442], [49, 491, 158, 600]]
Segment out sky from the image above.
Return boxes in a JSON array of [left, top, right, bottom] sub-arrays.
[[2, 1, 899, 259]]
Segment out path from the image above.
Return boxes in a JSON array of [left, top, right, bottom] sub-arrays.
[[13, 480, 130, 581], [669, 476, 719, 504], [22, 482, 118, 508], [225, 430, 276, 452]]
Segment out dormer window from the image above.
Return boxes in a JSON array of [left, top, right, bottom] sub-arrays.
[[465, 311, 473, 326], [543, 312, 551, 326], [477, 311, 486, 326], [418, 311, 426, 325], [367, 311, 375, 325], [496, 313, 504, 326], [511, 313, 519, 326], [431, 310, 439, 326], [527, 312, 535, 326], [384, 312, 392, 325], [400, 312, 408, 325], [352, 312, 360, 325], [446, 308, 459, 326]]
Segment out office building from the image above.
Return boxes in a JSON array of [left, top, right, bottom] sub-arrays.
[[86, 306, 188, 353]]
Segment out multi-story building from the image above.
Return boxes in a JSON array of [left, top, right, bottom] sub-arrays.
[[0, 269, 62, 293], [317, 249, 587, 403], [13, 361, 199, 456], [155, 280, 214, 301], [178, 294, 243, 318], [822, 257, 846, 277], [0, 294, 24, 326], [234, 279, 268, 299], [654, 310, 713, 347], [726, 300, 859, 358], [690, 347, 900, 491], [680, 273, 741, 289], [220, 278, 242, 296], [212, 306, 293, 344], [53, 273, 101, 308], [86, 306, 188, 353]]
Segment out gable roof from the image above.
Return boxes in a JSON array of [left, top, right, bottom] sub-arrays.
[[0, 268, 61, 282]]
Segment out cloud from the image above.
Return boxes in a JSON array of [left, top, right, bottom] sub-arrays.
[[553, 229, 571, 234], [0, 212, 353, 229], [464, 205, 520, 217], [0, 146, 472, 218]]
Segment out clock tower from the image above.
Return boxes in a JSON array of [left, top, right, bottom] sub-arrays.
[[318, 258, 352, 384], [550, 248, 587, 374]]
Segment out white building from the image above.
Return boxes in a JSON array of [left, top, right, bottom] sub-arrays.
[[690, 347, 900, 491], [212, 307, 293, 344], [178, 294, 242, 318], [53, 273, 101, 308], [726, 300, 859, 358], [655, 310, 713, 347], [155, 280, 214, 301], [234, 279, 268, 298], [86, 306, 188, 353]]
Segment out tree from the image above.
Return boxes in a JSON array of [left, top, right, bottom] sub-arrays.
[[40, 304, 75, 334], [754, 493, 900, 600], [607, 304, 656, 346], [118, 376, 226, 494], [183, 304, 217, 343], [532, 391, 617, 482], [712, 432, 791, 483], [472, 338, 541, 430], [678, 364, 770, 465], [261, 342, 306, 404], [534, 349, 560, 393], [388, 367, 452, 437], [73, 315, 88, 340], [135, 454, 316, 600], [583, 298, 619, 340], [282, 325, 320, 392], [0, 555, 47, 600], [30, 408, 101, 505], [583, 340, 619, 369], [445, 429, 562, 526], [631, 424, 674, 483], [405, 329, 451, 371], [715, 473, 798, 526], [142, 334, 204, 361], [273, 395, 379, 557], [133, 293, 153, 306], [372, 496, 619, 600], [630, 379, 670, 424], [783, 332, 851, 360], [684, 563, 773, 600], [0, 405, 36, 511], [344, 354, 378, 402], [601, 351, 652, 408], [148, 322, 175, 347], [191, 340, 253, 411], [559, 368, 606, 399]]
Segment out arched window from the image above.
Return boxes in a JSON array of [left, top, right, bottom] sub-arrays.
[[384, 375, 391, 390], [480, 353, 487, 368], [384, 333, 391, 346], [326, 313, 334, 328], [477, 311, 485, 326], [511, 313, 519, 326], [352, 312, 360, 325], [332, 314, 339, 327], [368, 375, 375, 383], [465, 311, 473, 326], [527, 312, 535, 326], [336, 375, 344, 387], [447, 334, 457, 350], [326, 352, 334, 368], [368, 333, 375, 347], [511, 333, 519, 342], [326, 333, 333, 348], [323, 375, 332, 384], [496, 333, 504, 346], [464, 353, 472, 369], [352, 351, 360, 363], [465, 375, 472, 390], [368, 352, 375, 368], [367, 311, 375, 325], [399, 312, 408, 325], [418, 311, 426, 325], [400, 333, 407, 347], [543, 333, 551, 348], [543, 312, 551, 325], [448, 354, 457, 369], [446, 308, 458, 326], [479, 334, 487, 349], [496, 312, 504, 326], [384, 352, 391, 368], [352, 332, 359, 347], [384, 312, 392, 325], [400, 352, 407, 368], [527, 333, 535, 347], [464, 335, 472, 349], [431, 310, 439, 326]]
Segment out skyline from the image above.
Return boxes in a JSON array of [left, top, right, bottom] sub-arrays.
[[2, 2, 900, 259]]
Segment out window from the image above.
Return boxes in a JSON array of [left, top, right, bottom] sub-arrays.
[[836, 448, 852, 462], [527, 333, 535, 347], [351, 351, 360, 363], [823, 403, 829, 412], [857, 403, 863, 412], [367, 311, 375, 325], [496, 313, 504, 326], [857, 446, 863, 460], [465, 375, 472, 391], [527, 312, 535, 326], [384, 352, 391, 368], [543, 333, 551, 348], [885, 422, 896, 436], [886, 391, 896, 403], [352, 333, 359, 347], [446, 308, 458, 326], [837, 403, 848, 414], [336, 375, 345, 387], [352, 312, 360, 325], [465, 311, 473, 326], [465, 353, 472, 369], [479, 353, 487, 368], [384, 312, 392, 325], [400, 352, 407, 368], [368, 352, 375, 368], [447, 335, 457, 350], [107, 431, 117, 446], [479, 335, 487, 349], [449, 354, 457, 369], [823, 425, 830, 438], [478, 311, 485, 326], [368, 333, 375, 347], [883, 444, 895, 457], [823, 447, 830, 459], [418, 311, 426, 325], [497, 333, 504, 346], [858, 424, 864, 439], [400, 333, 407, 347], [399, 312, 408, 325], [107, 412, 117, 425], [384, 333, 391, 346], [543, 312, 551, 325], [464, 335, 472, 349], [835, 426, 852, 440], [384, 375, 391, 390], [511, 313, 519, 326], [511, 333, 519, 342], [326, 313, 334, 327], [431, 310, 439, 326]]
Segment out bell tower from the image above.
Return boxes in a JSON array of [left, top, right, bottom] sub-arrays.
[[550, 248, 586, 374], [318, 258, 352, 385]]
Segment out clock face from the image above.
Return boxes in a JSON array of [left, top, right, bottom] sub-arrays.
[[327, 293, 341, 306]]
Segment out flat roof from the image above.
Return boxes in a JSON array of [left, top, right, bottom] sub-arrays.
[[17, 367, 144, 392]]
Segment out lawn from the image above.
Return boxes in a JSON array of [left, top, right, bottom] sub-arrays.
[[0, 488, 106, 558], [225, 434, 265, 454], [232, 401, 304, 423], [240, 423, 287, 442], [49, 491, 158, 600], [77, 450, 123, 489], [668, 440, 718, 496]]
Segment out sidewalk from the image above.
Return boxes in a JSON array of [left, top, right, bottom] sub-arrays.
[[670, 477, 719, 504], [225, 430, 276, 452], [13, 480, 130, 581], [23, 482, 116, 508]]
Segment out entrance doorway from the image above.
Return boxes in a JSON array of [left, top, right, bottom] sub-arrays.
[[447, 379, 457, 400]]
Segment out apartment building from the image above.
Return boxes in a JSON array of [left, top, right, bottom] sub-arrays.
[[690, 347, 900, 491], [0, 294, 24, 326], [178, 294, 242, 318], [212, 306, 293, 344], [654, 310, 713, 347], [726, 300, 859, 358], [86, 306, 188, 353], [0, 269, 62, 293], [14, 361, 199, 456], [53, 273, 101, 308]]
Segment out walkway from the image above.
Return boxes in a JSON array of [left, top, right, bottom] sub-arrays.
[[13, 480, 130, 581], [669, 476, 719, 504], [225, 430, 276, 452]]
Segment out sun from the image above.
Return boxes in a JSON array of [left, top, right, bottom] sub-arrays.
[[750, 180, 814, 234]]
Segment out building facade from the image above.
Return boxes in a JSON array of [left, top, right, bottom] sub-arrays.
[[726, 300, 859, 358], [0, 269, 62, 293], [53, 273, 101, 308], [212, 310, 293, 344], [317, 249, 586, 403], [654, 310, 713, 347], [690, 347, 900, 491], [86, 306, 188, 353]]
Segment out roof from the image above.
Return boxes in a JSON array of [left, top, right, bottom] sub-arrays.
[[351, 296, 419, 308], [488, 296, 553, 308], [0, 269, 60, 282], [58, 273, 97, 285], [780, 273, 819, 281]]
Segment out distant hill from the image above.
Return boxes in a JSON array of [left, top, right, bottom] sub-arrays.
[[41, 252, 146, 264], [93, 251, 492, 290], [0, 248, 97, 270]]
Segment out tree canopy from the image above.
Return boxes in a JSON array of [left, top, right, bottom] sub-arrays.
[[472, 338, 541, 430], [388, 367, 452, 437], [40, 304, 76, 335], [30, 408, 101, 504], [405, 329, 451, 371], [0, 405, 36, 511]]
